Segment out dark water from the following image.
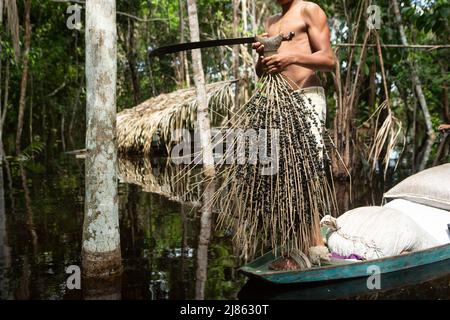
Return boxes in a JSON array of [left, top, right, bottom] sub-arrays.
[[0, 145, 449, 300]]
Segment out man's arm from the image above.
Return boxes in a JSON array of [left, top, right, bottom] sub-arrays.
[[297, 3, 335, 71], [262, 4, 335, 73]]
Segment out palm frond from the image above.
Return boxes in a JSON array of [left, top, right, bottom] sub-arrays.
[[16, 140, 45, 162]]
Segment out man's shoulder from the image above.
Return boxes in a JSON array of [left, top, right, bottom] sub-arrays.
[[299, 1, 325, 16], [299, 1, 327, 24]]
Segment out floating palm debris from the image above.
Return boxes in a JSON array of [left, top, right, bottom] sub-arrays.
[[117, 80, 236, 154]]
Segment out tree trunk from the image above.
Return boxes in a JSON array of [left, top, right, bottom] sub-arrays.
[[20, 165, 37, 250], [177, 0, 186, 87], [232, 0, 240, 111], [186, 0, 216, 300], [29, 75, 33, 143], [0, 32, 3, 150], [240, 0, 249, 102], [368, 49, 376, 109], [0, 143, 11, 298], [443, 81, 449, 123], [83, 0, 122, 278], [391, 0, 434, 138], [331, 0, 369, 179], [15, 0, 31, 154], [2, 61, 9, 132], [126, 17, 140, 105]]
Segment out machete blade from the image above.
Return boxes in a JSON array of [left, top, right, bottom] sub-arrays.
[[148, 37, 256, 57]]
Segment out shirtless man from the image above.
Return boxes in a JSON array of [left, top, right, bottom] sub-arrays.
[[252, 0, 335, 88], [252, 0, 335, 267]]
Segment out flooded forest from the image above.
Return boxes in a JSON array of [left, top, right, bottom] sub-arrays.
[[0, 0, 449, 300]]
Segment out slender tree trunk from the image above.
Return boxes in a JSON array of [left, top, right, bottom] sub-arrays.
[[332, 37, 368, 179], [433, 131, 449, 166], [231, 0, 240, 110], [186, 0, 216, 300], [240, 0, 249, 102], [443, 81, 449, 123], [177, 2, 185, 84], [2, 61, 9, 132], [392, 0, 434, 138], [0, 32, 3, 153], [0, 29, 2, 131], [126, 18, 140, 105], [241, 0, 247, 34], [417, 136, 433, 171], [250, 0, 258, 85], [368, 49, 376, 109], [15, 0, 31, 154], [20, 165, 37, 249], [83, 0, 122, 278], [331, 1, 369, 178], [179, 0, 190, 87], [0, 143, 11, 299], [69, 32, 80, 142], [0, 43, 12, 215], [0, 0, 3, 25], [144, 17, 157, 96], [61, 114, 66, 152]]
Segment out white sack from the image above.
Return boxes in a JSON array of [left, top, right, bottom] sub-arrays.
[[322, 206, 439, 260], [384, 163, 450, 210], [384, 199, 450, 245]]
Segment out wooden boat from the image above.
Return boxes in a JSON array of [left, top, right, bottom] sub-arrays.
[[239, 243, 450, 285], [238, 258, 450, 299]]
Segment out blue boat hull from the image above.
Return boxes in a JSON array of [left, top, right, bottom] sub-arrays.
[[239, 243, 450, 284], [238, 258, 450, 299]]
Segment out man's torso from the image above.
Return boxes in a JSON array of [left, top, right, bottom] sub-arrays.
[[266, 2, 322, 89]]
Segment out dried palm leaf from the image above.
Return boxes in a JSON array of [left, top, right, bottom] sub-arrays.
[[364, 100, 405, 177], [117, 80, 236, 154]]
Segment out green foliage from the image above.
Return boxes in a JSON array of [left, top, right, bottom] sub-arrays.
[[0, 0, 448, 167], [15, 138, 46, 162]]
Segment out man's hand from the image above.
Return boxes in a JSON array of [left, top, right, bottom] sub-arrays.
[[261, 52, 295, 74], [253, 33, 269, 77], [438, 124, 450, 132], [252, 33, 268, 57]]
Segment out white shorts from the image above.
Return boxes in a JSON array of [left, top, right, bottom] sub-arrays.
[[293, 86, 327, 160]]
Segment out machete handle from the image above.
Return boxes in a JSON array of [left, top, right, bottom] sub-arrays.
[[255, 32, 295, 57]]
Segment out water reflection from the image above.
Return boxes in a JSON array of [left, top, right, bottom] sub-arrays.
[[83, 275, 122, 300], [195, 180, 215, 300], [117, 156, 243, 299], [0, 152, 448, 299], [118, 156, 202, 207], [0, 156, 11, 298]]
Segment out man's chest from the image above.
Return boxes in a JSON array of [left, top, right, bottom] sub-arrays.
[[267, 13, 308, 38]]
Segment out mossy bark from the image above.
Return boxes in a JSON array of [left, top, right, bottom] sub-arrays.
[[83, 0, 122, 278]]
